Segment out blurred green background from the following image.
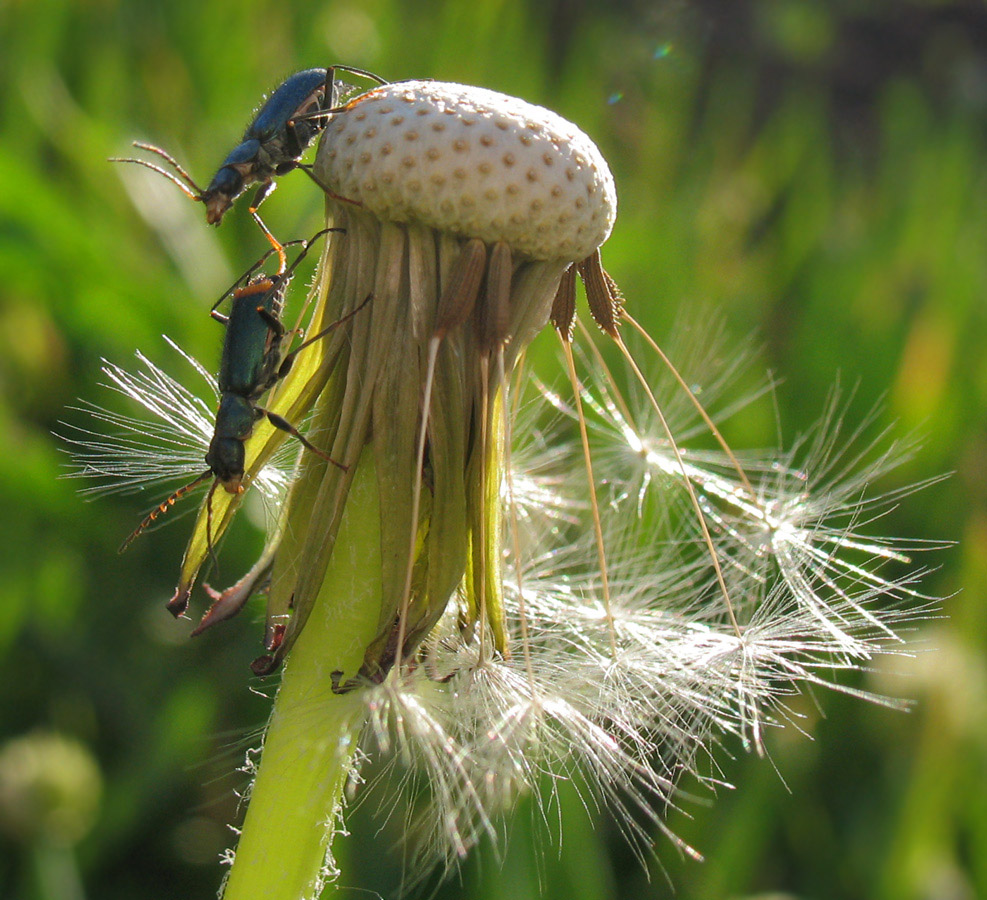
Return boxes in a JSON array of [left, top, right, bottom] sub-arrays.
[[0, 0, 984, 898]]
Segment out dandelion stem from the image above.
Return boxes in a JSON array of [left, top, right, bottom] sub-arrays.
[[221, 454, 382, 900]]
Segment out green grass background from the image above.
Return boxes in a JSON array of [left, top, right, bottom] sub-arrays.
[[0, 1, 984, 898]]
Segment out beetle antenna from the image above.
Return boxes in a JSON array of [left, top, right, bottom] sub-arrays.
[[109, 156, 203, 202], [209, 238, 312, 312], [118, 471, 212, 554], [130, 141, 206, 194], [110, 141, 207, 200]]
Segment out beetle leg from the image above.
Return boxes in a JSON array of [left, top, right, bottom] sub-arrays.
[[277, 292, 372, 379], [281, 121, 315, 164], [257, 407, 348, 471], [209, 243, 286, 312], [249, 180, 278, 215], [295, 163, 363, 207], [330, 64, 389, 86], [247, 206, 287, 274], [256, 306, 285, 336], [324, 65, 337, 108]]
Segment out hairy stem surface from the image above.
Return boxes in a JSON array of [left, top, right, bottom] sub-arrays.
[[222, 453, 381, 900]]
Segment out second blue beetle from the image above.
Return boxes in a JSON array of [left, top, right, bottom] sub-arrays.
[[119, 225, 366, 564], [115, 66, 385, 224]]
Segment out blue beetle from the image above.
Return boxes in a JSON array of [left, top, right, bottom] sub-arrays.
[[113, 65, 386, 224], [119, 222, 370, 563]]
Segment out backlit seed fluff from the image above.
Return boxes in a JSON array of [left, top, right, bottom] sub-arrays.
[[320, 81, 617, 261]]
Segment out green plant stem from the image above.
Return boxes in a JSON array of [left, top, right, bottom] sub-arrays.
[[32, 843, 85, 900], [222, 453, 382, 900]]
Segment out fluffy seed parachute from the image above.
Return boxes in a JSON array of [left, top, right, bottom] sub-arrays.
[[77, 79, 935, 898]]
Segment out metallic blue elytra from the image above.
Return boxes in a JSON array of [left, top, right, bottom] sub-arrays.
[[249, 68, 329, 144], [112, 65, 387, 225], [215, 281, 284, 401]]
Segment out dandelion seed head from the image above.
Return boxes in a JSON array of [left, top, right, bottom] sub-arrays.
[[322, 82, 617, 261]]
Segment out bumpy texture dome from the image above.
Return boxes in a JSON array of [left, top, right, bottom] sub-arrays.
[[318, 81, 617, 262]]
